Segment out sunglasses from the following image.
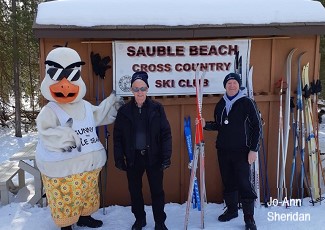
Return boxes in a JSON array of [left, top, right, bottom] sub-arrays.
[[132, 87, 148, 92], [47, 67, 81, 81]]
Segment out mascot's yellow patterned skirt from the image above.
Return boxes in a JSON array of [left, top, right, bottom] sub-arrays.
[[42, 168, 101, 227]]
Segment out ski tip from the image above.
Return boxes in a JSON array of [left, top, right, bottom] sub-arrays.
[[290, 48, 298, 53], [286, 48, 297, 60], [298, 51, 306, 56]]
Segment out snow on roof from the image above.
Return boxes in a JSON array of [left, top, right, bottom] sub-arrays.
[[35, 0, 325, 27]]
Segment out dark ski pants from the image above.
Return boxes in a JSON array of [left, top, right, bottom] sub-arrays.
[[126, 154, 166, 224], [217, 149, 257, 199]]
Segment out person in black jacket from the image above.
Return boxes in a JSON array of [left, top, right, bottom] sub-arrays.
[[113, 71, 172, 230], [203, 73, 261, 230]]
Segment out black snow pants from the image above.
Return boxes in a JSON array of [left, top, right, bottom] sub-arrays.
[[217, 149, 257, 199], [126, 152, 167, 224]]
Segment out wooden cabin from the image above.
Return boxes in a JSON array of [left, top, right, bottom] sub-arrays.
[[32, 1, 325, 206]]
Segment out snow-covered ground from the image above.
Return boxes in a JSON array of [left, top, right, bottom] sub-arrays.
[[0, 121, 325, 229]]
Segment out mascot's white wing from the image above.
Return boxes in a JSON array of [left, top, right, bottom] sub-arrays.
[[36, 107, 81, 153], [92, 91, 123, 126]]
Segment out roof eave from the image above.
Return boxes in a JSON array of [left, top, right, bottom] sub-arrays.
[[32, 22, 325, 39]]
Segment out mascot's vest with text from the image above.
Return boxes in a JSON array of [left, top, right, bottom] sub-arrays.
[[36, 100, 104, 162]]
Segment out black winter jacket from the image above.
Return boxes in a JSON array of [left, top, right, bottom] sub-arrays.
[[113, 97, 172, 169], [205, 96, 261, 152]]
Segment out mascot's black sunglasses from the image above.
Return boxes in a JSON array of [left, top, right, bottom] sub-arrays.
[[47, 67, 81, 81]]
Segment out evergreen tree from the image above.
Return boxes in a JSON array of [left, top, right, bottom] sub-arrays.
[[0, 0, 40, 133]]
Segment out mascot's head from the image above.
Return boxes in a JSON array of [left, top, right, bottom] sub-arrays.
[[41, 47, 86, 104]]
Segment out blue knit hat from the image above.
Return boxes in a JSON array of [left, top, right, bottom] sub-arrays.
[[131, 71, 149, 88], [223, 73, 242, 88]]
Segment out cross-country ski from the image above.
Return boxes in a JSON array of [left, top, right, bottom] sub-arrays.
[[184, 69, 207, 230], [302, 63, 321, 203]]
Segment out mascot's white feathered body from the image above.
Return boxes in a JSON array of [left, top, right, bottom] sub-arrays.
[[36, 47, 119, 229]]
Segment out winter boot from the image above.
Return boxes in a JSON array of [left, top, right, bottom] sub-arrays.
[[61, 226, 72, 230], [244, 216, 257, 230], [218, 192, 239, 222], [131, 218, 146, 230], [76, 215, 103, 228], [155, 222, 168, 230], [242, 199, 257, 230]]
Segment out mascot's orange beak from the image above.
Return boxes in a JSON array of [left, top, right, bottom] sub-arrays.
[[49, 78, 79, 104]]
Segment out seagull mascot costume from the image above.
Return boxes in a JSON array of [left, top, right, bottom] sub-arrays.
[[36, 47, 121, 230]]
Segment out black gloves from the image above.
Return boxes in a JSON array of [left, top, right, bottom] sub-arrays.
[[203, 121, 218, 131], [160, 159, 171, 171], [90, 52, 111, 79], [116, 161, 127, 171]]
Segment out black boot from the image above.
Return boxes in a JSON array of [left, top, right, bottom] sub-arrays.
[[218, 192, 239, 222], [242, 199, 257, 230], [61, 226, 72, 230], [244, 216, 257, 230], [131, 218, 146, 230], [77, 215, 103, 228], [155, 222, 168, 230]]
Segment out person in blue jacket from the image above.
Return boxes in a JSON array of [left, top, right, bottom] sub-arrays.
[[203, 72, 261, 230], [113, 71, 172, 230]]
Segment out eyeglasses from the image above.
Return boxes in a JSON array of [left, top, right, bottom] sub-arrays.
[[132, 87, 148, 92]]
